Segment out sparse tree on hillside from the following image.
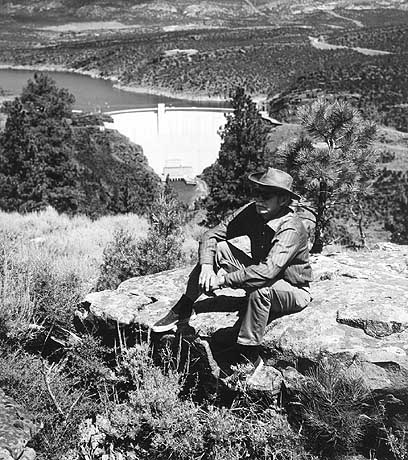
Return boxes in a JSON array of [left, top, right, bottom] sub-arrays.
[[0, 72, 81, 213], [273, 99, 377, 253], [385, 172, 408, 244], [202, 87, 270, 225]]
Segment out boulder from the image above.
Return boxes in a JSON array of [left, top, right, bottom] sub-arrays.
[[0, 389, 41, 460], [76, 243, 408, 405]]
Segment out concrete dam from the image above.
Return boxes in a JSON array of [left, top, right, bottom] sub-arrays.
[[105, 104, 233, 179]]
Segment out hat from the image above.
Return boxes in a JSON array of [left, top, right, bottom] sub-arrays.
[[248, 167, 300, 200]]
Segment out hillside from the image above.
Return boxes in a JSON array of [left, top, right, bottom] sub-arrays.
[[0, 105, 162, 216], [0, 1, 407, 132], [1, 0, 407, 29], [72, 118, 162, 216], [268, 30, 408, 132], [1, 205, 407, 460]]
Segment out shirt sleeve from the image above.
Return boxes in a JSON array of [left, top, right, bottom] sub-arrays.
[[198, 205, 250, 265], [223, 225, 301, 289], [198, 221, 228, 265]]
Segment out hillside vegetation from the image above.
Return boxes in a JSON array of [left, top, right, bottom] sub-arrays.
[[1, 2, 407, 132], [1, 206, 407, 459], [265, 23, 408, 131], [0, 73, 161, 217]]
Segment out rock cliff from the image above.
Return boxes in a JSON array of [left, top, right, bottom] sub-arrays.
[[76, 243, 408, 412]]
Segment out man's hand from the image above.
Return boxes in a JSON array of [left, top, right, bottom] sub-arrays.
[[199, 264, 225, 294]]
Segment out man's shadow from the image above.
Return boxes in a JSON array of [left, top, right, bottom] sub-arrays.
[[180, 294, 247, 371], [178, 292, 292, 374]]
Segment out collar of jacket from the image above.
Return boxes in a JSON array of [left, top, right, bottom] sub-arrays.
[[265, 207, 294, 232]]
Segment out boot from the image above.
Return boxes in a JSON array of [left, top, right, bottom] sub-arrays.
[[152, 295, 195, 333]]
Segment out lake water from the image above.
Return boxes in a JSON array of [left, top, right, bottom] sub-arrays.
[[0, 68, 227, 111]]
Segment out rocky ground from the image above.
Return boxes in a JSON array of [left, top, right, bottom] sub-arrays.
[[76, 242, 408, 405], [0, 389, 41, 460], [3, 242, 408, 456]]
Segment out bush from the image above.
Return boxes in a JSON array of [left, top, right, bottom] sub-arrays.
[[293, 358, 371, 458], [91, 344, 314, 460], [97, 190, 186, 290], [0, 232, 85, 348], [385, 428, 408, 460], [96, 227, 142, 290], [0, 348, 101, 460]]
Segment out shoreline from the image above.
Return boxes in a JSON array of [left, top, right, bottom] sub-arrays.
[[0, 63, 256, 103], [114, 83, 230, 103]]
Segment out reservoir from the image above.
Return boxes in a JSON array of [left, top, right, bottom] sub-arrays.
[[0, 68, 227, 111], [0, 68, 231, 177]]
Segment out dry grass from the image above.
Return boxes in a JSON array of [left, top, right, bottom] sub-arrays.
[[0, 207, 153, 342], [0, 206, 201, 306], [0, 207, 150, 290]]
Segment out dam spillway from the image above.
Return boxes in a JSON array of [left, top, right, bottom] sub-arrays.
[[105, 104, 233, 178]]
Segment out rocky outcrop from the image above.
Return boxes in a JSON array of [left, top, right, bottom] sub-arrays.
[[0, 389, 41, 460], [76, 243, 408, 405]]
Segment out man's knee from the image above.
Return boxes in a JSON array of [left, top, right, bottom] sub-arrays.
[[247, 286, 272, 307], [247, 283, 306, 316]]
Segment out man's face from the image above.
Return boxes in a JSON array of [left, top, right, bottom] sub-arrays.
[[254, 187, 286, 220]]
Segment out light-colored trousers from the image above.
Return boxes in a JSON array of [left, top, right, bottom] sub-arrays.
[[185, 241, 311, 346]]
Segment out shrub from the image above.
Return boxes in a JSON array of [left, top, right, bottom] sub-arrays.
[[30, 262, 83, 331], [294, 358, 371, 458], [94, 343, 315, 460], [0, 232, 85, 348], [97, 189, 186, 290], [0, 348, 100, 460], [385, 428, 408, 460], [96, 227, 142, 290]]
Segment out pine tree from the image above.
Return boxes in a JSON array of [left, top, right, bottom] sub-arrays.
[[202, 87, 270, 225], [273, 98, 377, 253], [0, 72, 81, 213]]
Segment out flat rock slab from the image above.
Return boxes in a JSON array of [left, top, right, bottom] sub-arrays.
[[82, 290, 154, 325], [78, 244, 408, 400], [0, 389, 41, 460], [337, 302, 408, 338]]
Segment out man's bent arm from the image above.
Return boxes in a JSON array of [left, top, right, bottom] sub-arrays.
[[198, 222, 228, 265], [198, 204, 252, 265], [223, 227, 300, 289]]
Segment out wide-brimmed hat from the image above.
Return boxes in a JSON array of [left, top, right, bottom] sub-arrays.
[[248, 167, 300, 200]]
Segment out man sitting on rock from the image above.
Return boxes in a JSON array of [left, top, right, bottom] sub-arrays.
[[153, 167, 313, 375]]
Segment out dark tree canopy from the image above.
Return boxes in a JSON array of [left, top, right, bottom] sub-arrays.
[[0, 73, 162, 217], [0, 72, 81, 213], [202, 87, 270, 226]]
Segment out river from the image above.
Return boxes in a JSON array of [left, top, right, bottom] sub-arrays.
[[0, 68, 227, 111]]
